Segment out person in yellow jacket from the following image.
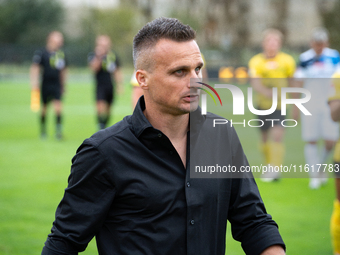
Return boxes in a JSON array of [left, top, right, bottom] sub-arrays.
[[329, 72, 340, 255], [248, 29, 296, 181]]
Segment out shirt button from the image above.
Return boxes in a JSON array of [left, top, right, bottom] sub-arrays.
[[190, 219, 195, 225], [158, 133, 162, 138], [186, 182, 190, 187]]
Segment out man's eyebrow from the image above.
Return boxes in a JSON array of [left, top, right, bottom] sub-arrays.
[[168, 61, 204, 73], [168, 65, 190, 73]]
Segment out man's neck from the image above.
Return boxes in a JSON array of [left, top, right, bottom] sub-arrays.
[[143, 107, 189, 140], [46, 45, 58, 53], [313, 48, 324, 56], [264, 51, 278, 59], [143, 106, 189, 167]]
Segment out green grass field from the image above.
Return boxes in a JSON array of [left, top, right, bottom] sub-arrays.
[[0, 69, 336, 254]]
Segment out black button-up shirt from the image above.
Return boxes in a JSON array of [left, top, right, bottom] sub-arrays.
[[42, 97, 285, 255]]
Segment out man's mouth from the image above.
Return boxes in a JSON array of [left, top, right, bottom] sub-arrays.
[[184, 94, 199, 102]]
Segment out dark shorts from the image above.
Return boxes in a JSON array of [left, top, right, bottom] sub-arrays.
[[41, 84, 61, 104], [96, 85, 114, 105], [257, 109, 285, 131]]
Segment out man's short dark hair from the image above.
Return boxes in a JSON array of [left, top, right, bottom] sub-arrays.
[[133, 17, 196, 70]]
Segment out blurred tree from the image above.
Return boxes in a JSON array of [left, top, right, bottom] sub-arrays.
[[0, 0, 64, 45], [139, 0, 154, 22], [318, 0, 340, 50], [86, 7, 136, 48], [170, 10, 203, 33], [270, 0, 288, 39], [79, 6, 138, 67], [221, 0, 250, 48]]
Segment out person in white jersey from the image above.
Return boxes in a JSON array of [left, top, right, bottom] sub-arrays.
[[294, 27, 340, 189]]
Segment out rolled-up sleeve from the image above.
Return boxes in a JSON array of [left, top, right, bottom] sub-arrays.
[[42, 141, 116, 254]]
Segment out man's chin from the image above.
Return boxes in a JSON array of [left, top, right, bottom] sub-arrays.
[[172, 101, 199, 115], [189, 101, 199, 113]]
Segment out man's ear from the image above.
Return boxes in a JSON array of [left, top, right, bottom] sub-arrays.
[[136, 70, 149, 90]]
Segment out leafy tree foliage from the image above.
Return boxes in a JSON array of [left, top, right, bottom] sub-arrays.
[[0, 0, 64, 44], [319, 0, 340, 50]]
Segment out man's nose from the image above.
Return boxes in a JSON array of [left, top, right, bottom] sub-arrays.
[[187, 70, 201, 88]]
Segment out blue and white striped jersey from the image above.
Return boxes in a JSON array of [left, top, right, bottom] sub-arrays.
[[295, 47, 340, 78]]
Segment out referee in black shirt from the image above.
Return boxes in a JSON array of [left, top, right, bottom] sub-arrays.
[[30, 31, 67, 140], [42, 18, 285, 255], [89, 35, 123, 130]]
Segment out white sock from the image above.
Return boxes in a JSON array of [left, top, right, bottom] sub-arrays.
[[320, 147, 331, 179], [305, 143, 319, 178], [320, 146, 331, 164]]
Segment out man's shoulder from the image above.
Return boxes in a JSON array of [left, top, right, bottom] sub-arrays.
[[323, 47, 340, 59], [248, 54, 265, 75], [324, 47, 339, 54], [278, 52, 294, 61], [40, 48, 50, 56], [84, 116, 133, 148], [299, 49, 314, 61], [248, 53, 264, 64], [277, 52, 296, 69], [32, 48, 47, 63], [33, 48, 44, 56]]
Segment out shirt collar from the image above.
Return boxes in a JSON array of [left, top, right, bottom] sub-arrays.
[[131, 96, 205, 138], [131, 96, 153, 138]]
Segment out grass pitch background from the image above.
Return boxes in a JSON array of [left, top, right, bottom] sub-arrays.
[[0, 68, 335, 254]]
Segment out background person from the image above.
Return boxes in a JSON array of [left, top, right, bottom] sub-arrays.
[[88, 35, 123, 130], [248, 29, 296, 181], [329, 72, 340, 255], [294, 27, 340, 189], [30, 31, 67, 140], [42, 17, 285, 255]]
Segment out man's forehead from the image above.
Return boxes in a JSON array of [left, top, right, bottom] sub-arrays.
[[50, 36, 61, 43], [153, 39, 202, 65], [264, 34, 281, 42], [312, 41, 327, 46], [156, 38, 199, 51]]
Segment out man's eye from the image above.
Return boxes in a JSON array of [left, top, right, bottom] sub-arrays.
[[195, 67, 201, 73], [175, 70, 183, 74]]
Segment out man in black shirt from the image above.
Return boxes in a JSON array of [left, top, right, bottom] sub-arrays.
[[42, 18, 285, 255], [89, 35, 123, 130], [30, 31, 67, 140]]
